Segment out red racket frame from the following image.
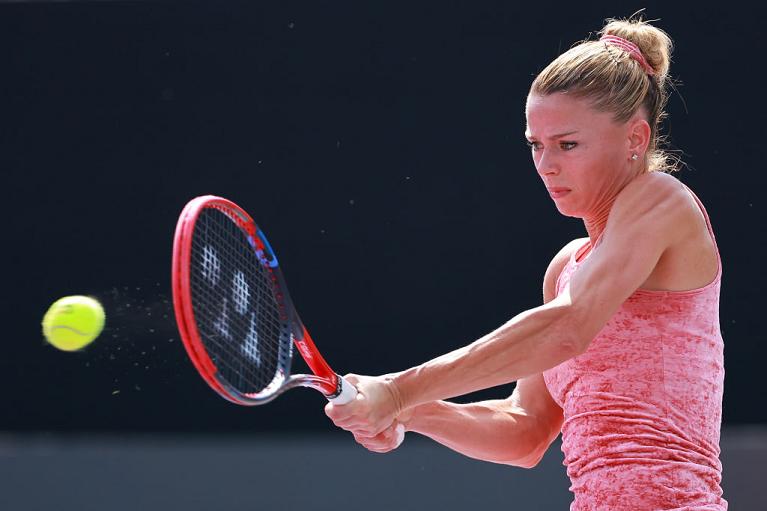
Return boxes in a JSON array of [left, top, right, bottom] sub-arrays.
[[172, 195, 346, 405]]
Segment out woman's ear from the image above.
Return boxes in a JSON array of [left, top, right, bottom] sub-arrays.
[[628, 117, 652, 158]]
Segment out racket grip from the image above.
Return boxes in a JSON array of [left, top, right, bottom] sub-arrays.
[[394, 422, 406, 447], [328, 375, 358, 405]]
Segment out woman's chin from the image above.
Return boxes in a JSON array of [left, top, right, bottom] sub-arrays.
[[553, 201, 582, 219]]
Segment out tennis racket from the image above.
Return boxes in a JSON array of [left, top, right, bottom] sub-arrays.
[[171, 195, 357, 406]]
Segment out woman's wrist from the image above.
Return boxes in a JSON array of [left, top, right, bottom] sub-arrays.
[[395, 404, 417, 429], [382, 374, 407, 419], [396, 400, 443, 433]]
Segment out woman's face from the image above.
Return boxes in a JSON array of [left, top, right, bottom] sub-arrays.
[[525, 92, 637, 219]]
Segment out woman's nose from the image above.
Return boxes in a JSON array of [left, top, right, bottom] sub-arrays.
[[536, 151, 559, 176]]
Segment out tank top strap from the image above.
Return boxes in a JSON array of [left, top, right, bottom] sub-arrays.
[[682, 184, 719, 253], [555, 238, 591, 295], [682, 184, 723, 284]]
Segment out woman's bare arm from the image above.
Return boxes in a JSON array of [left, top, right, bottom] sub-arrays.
[[348, 241, 574, 464]]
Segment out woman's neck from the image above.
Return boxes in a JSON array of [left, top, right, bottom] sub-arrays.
[[583, 197, 613, 246], [583, 167, 647, 245]]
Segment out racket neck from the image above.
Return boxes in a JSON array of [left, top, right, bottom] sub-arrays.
[[294, 326, 339, 392]]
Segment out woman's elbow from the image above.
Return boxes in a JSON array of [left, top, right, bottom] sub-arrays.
[[497, 415, 560, 468], [556, 308, 596, 357], [502, 444, 547, 469], [495, 430, 551, 468]]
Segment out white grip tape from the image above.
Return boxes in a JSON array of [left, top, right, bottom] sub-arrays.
[[328, 375, 358, 405], [393, 422, 406, 447]]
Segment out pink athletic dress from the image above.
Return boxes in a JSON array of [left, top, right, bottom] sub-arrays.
[[542, 189, 727, 510]]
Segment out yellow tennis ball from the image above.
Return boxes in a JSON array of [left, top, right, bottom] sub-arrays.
[[42, 296, 105, 351]]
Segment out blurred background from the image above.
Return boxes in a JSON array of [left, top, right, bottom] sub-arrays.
[[1, 1, 764, 509]]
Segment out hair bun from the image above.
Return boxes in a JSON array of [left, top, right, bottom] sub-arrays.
[[600, 17, 673, 81]]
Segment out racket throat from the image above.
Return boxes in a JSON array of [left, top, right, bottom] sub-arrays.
[[293, 327, 341, 396]]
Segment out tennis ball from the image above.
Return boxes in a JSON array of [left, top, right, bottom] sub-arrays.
[[42, 296, 105, 351]]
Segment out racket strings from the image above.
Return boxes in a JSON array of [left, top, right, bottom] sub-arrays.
[[190, 208, 289, 394]]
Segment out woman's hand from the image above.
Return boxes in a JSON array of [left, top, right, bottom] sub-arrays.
[[324, 373, 406, 437], [353, 421, 407, 453]]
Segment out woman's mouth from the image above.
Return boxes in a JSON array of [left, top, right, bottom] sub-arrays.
[[547, 187, 571, 199]]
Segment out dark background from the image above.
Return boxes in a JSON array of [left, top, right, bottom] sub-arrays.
[[2, 1, 764, 435]]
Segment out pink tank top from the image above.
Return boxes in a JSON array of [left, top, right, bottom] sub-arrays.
[[542, 189, 727, 510]]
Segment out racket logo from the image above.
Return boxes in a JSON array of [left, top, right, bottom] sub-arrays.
[[201, 245, 221, 286], [232, 270, 250, 314], [212, 298, 231, 340], [295, 339, 314, 361], [241, 312, 262, 365], [208, 266, 265, 366]]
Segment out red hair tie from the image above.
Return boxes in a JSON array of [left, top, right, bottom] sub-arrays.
[[600, 35, 655, 76]]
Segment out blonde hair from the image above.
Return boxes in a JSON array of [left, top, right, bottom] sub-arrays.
[[531, 15, 676, 172]]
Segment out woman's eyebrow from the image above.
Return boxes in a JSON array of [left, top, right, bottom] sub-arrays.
[[525, 130, 579, 140], [551, 130, 579, 138]]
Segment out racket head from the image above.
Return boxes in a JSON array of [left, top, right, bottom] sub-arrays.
[[172, 196, 337, 405]]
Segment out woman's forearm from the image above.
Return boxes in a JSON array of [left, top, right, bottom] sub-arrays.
[[404, 399, 546, 468], [392, 297, 581, 411]]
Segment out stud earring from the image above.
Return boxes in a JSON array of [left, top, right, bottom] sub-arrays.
[[631, 154, 638, 160]]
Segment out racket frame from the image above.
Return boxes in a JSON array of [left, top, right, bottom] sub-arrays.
[[172, 195, 352, 405]]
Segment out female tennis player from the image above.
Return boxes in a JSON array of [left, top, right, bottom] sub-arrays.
[[325, 16, 727, 510]]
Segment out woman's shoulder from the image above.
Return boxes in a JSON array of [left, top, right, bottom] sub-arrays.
[[610, 172, 700, 233], [616, 171, 706, 215], [618, 171, 687, 204]]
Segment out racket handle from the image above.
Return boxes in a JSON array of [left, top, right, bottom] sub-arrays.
[[394, 422, 406, 447], [328, 375, 358, 405]]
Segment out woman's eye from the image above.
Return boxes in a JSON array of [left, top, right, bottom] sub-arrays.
[[561, 141, 577, 150], [526, 141, 541, 151]]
